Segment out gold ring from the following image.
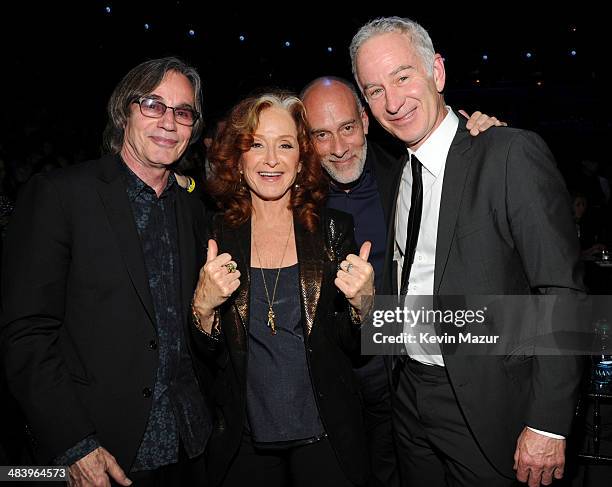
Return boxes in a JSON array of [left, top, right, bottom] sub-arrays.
[[224, 262, 237, 273]]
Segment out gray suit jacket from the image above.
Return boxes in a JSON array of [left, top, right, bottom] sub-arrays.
[[383, 115, 585, 477]]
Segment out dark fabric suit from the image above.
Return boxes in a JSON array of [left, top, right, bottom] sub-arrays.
[[334, 140, 401, 487], [383, 116, 585, 479], [192, 209, 369, 487], [368, 141, 403, 250], [0, 155, 210, 471]]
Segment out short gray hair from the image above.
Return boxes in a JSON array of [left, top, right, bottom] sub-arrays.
[[349, 16, 436, 80], [103, 57, 203, 154]]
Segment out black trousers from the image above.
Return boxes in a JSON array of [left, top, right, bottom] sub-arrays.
[[354, 354, 400, 487], [221, 434, 356, 487], [393, 357, 515, 487]]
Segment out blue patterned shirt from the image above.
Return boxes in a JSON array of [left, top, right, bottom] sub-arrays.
[[122, 163, 208, 471]]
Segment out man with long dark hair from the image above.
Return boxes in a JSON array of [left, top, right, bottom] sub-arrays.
[[1, 57, 211, 486]]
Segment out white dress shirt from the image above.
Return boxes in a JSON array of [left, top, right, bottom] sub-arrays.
[[395, 107, 457, 366]]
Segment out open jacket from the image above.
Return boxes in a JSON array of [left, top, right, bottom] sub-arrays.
[[1, 155, 211, 469], [381, 116, 585, 477], [192, 207, 369, 487]]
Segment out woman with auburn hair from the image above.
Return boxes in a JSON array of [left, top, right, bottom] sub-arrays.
[[191, 91, 373, 487]]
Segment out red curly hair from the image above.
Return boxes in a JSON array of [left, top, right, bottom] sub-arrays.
[[206, 91, 328, 233]]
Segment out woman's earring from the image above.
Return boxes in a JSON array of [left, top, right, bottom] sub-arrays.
[[294, 168, 301, 189]]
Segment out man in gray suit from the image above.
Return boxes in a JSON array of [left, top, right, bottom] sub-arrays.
[[350, 16, 584, 487]]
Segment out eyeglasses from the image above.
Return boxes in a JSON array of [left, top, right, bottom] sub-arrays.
[[133, 97, 199, 127]]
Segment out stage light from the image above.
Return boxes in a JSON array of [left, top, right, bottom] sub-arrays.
[[327, 46, 333, 53], [482, 54, 488, 61], [188, 29, 195, 37], [239, 35, 245, 42], [284, 41, 291, 47]]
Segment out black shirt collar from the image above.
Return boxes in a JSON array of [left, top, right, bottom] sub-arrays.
[[119, 158, 177, 201], [328, 146, 373, 194]]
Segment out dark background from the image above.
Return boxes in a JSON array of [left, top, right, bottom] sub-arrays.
[[1, 3, 611, 478], [0, 3, 608, 181]]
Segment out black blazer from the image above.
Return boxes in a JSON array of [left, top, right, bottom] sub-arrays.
[[368, 140, 402, 244], [0, 155, 210, 469], [382, 116, 585, 477], [192, 208, 369, 487]]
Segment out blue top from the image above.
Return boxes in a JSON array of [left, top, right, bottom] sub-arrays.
[[246, 264, 324, 445], [326, 155, 387, 291]]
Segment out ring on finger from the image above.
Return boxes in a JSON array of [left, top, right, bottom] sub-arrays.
[[346, 262, 353, 274], [224, 262, 237, 274]]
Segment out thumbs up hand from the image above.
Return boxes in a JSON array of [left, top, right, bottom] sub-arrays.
[[334, 241, 375, 316], [192, 239, 241, 334]]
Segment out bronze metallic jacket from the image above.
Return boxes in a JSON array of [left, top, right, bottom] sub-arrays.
[[192, 208, 369, 486]]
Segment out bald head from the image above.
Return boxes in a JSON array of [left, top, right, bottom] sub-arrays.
[[301, 77, 364, 111], [301, 78, 369, 185]]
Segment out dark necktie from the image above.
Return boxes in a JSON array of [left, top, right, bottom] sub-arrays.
[[400, 154, 423, 296]]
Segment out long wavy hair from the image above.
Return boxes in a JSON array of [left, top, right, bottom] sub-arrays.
[[207, 91, 328, 232]]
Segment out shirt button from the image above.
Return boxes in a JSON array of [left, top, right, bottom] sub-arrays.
[[417, 255, 423, 262], [142, 387, 152, 398], [148, 340, 158, 350]]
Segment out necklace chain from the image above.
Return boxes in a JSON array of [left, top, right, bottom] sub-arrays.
[[253, 217, 293, 335]]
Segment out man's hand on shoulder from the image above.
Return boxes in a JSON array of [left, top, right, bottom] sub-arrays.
[[513, 427, 565, 487], [459, 109, 507, 135], [68, 447, 132, 487]]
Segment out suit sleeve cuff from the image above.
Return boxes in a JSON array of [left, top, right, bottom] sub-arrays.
[[527, 426, 565, 440], [53, 435, 100, 466]]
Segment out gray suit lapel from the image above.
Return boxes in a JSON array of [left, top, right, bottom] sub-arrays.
[[434, 124, 473, 293]]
